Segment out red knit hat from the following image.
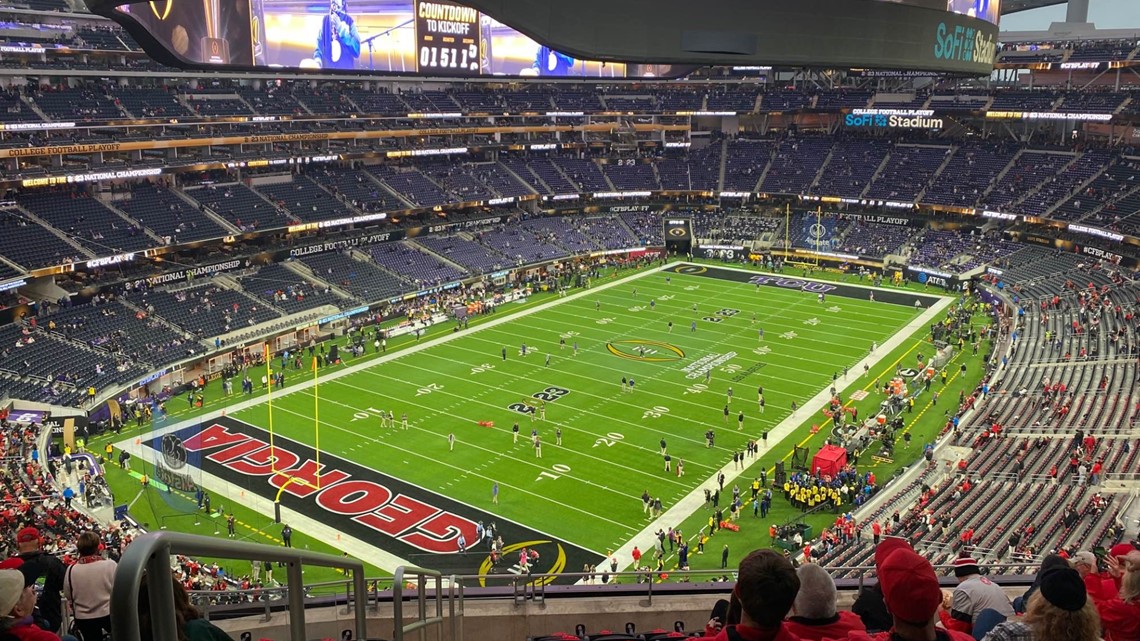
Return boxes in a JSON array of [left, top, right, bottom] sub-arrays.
[[874, 537, 912, 567], [953, 556, 980, 577], [879, 549, 944, 626]]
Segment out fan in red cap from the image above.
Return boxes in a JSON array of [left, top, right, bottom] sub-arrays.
[[845, 539, 973, 641], [7, 525, 67, 634]]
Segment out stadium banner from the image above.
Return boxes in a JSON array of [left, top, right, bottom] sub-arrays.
[[418, 216, 504, 235], [904, 265, 960, 287], [282, 230, 407, 260], [695, 245, 747, 261], [0, 123, 688, 159], [835, 212, 917, 226], [802, 216, 838, 250], [143, 416, 598, 582], [131, 259, 249, 289], [1076, 244, 1136, 268], [663, 218, 692, 241]]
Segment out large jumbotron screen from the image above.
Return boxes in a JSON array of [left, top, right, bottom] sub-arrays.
[[879, 0, 1001, 25], [115, 0, 683, 77], [107, 0, 1000, 76]]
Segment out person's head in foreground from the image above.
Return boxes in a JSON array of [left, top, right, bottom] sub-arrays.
[[876, 541, 946, 639], [735, 549, 801, 629], [992, 566, 1101, 641]]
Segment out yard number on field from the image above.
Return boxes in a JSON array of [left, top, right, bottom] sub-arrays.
[[536, 463, 572, 482], [593, 432, 625, 448], [416, 383, 443, 396], [642, 406, 670, 419]]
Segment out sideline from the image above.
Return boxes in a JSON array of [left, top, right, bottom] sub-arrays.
[[607, 277, 955, 577], [116, 262, 674, 573]]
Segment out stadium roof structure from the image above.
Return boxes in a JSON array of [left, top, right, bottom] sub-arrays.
[[1002, 0, 1067, 13]]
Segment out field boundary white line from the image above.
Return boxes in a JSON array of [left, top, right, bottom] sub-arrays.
[[115, 262, 676, 573], [605, 280, 955, 579]]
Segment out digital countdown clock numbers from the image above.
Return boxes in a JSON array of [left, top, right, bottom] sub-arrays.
[[414, 0, 481, 75]]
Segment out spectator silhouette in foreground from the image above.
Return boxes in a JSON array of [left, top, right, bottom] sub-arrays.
[[63, 531, 115, 641], [1012, 554, 1069, 614], [694, 548, 802, 641], [848, 538, 973, 641], [784, 563, 866, 641], [136, 573, 235, 641], [7, 528, 65, 635], [850, 538, 901, 633], [0, 568, 75, 641], [981, 566, 1100, 641], [940, 556, 1014, 636], [1095, 548, 1140, 641]]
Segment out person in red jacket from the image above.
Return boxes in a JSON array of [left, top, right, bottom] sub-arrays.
[[844, 539, 973, 641], [1072, 551, 1118, 602], [693, 549, 802, 641], [0, 569, 63, 641], [1097, 550, 1140, 641], [784, 563, 866, 641]]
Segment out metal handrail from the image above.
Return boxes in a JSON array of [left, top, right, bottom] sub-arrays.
[[109, 531, 367, 641], [448, 575, 464, 641], [392, 565, 445, 641]]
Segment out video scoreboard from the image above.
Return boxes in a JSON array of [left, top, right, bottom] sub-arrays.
[[413, 0, 483, 75]]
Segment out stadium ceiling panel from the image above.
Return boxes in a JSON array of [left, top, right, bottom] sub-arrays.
[[1001, 0, 1068, 13]]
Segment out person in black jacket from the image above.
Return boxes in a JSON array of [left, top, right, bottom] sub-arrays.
[[8, 527, 66, 634], [852, 581, 893, 633], [1013, 554, 1069, 613]]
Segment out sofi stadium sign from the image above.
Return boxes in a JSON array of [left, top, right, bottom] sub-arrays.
[[932, 21, 997, 65], [844, 113, 943, 129]]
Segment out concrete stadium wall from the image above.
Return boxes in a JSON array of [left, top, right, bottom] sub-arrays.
[[208, 587, 1027, 641]]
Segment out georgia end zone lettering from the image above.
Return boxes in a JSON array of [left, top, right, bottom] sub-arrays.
[[180, 422, 467, 553], [154, 416, 596, 581]]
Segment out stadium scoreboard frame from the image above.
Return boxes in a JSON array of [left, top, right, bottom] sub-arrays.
[[94, 0, 999, 76]]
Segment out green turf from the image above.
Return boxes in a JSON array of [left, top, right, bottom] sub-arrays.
[[95, 261, 992, 580]]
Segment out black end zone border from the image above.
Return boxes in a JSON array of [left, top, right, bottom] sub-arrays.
[[671, 264, 946, 308], [145, 415, 599, 584]]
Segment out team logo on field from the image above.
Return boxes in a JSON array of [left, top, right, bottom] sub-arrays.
[[673, 265, 707, 274], [606, 340, 686, 362], [476, 539, 568, 587], [161, 434, 188, 470], [898, 368, 920, 378]]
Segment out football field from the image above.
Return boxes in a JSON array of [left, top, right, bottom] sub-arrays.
[[121, 263, 954, 582]]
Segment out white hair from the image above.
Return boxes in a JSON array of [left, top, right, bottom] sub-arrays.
[[793, 563, 837, 619]]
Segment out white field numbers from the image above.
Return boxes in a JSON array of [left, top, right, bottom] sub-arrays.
[[350, 407, 389, 422], [470, 363, 496, 374], [593, 432, 625, 447], [536, 463, 572, 482], [684, 383, 708, 395], [642, 406, 669, 419], [416, 383, 443, 396]]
